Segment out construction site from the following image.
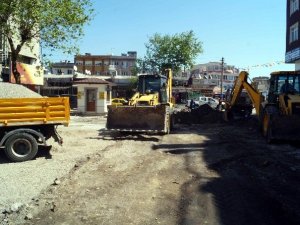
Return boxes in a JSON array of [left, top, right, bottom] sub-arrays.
[[1, 1, 300, 224], [0, 69, 300, 225]]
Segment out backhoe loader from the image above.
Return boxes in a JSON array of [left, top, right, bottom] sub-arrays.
[[106, 69, 175, 134], [224, 71, 300, 143]]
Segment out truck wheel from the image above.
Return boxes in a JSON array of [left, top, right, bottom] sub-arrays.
[[4, 133, 38, 162]]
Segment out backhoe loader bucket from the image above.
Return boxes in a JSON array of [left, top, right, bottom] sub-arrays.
[[269, 115, 300, 141], [106, 105, 170, 133]]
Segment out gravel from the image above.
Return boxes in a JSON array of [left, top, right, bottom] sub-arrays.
[[0, 82, 42, 98], [0, 116, 110, 224]]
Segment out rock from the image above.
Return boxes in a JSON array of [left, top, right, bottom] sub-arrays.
[[53, 178, 61, 185], [50, 202, 57, 212], [25, 213, 33, 220], [10, 202, 23, 212]]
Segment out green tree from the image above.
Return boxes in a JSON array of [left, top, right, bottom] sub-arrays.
[[0, 0, 94, 84], [145, 30, 203, 73]]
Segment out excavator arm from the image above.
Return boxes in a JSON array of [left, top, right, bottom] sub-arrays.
[[226, 71, 263, 117]]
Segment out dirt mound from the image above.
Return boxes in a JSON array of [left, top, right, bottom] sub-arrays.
[[175, 104, 224, 124]]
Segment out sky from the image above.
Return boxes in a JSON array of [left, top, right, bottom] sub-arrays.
[[52, 0, 295, 78]]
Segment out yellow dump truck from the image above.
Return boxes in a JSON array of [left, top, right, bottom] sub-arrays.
[[0, 97, 70, 162]]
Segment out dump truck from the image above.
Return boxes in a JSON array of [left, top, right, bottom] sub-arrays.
[[0, 97, 70, 162], [106, 69, 175, 134], [224, 70, 300, 143]]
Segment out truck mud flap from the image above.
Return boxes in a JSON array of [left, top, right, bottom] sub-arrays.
[[106, 105, 169, 133]]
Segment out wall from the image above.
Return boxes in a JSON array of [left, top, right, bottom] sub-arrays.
[[76, 84, 111, 114], [296, 62, 300, 71]]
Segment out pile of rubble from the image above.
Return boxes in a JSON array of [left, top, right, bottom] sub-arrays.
[[0, 82, 42, 98], [175, 104, 224, 124]]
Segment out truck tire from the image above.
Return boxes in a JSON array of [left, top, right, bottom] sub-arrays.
[[4, 133, 38, 162]]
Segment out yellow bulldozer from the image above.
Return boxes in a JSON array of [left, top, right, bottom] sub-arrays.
[[106, 69, 175, 134], [224, 70, 300, 143]]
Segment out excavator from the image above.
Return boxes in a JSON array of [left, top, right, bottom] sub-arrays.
[[224, 70, 300, 143], [106, 69, 175, 134]]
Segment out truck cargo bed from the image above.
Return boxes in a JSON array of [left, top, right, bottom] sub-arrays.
[[0, 97, 70, 127]]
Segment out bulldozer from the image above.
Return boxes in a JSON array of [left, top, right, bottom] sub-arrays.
[[224, 70, 300, 143], [106, 69, 175, 134]]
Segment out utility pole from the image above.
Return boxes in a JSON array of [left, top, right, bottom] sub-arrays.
[[220, 57, 224, 100]]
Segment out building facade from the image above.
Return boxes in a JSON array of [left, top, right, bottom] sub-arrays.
[[73, 78, 114, 115], [51, 61, 75, 75], [190, 62, 240, 96], [74, 51, 137, 76], [252, 76, 270, 98], [286, 0, 300, 70], [0, 32, 41, 84]]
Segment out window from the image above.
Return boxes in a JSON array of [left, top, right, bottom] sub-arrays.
[[95, 61, 102, 66], [67, 69, 73, 74], [85, 60, 92, 66], [76, 61, 83, 65], [290, 23, 299, 43], [290, 0, 299, 15]]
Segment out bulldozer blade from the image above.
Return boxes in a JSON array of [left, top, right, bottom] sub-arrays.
[[270, 115, 300, 141], [106, 105, 170, 133]]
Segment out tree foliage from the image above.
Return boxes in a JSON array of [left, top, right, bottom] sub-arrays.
[[0, 0, 94, 83], [144, 30, 203, 73]]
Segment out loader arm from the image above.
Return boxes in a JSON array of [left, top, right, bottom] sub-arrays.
[[106, 69, 175, 134], [128, 92, 140, 106]]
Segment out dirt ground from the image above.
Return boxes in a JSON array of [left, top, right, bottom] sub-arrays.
[[6, 115, 300, 225]]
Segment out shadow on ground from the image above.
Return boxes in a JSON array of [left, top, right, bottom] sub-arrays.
[[0, 145, 53, 164], [153, 119, 300, 225], [96, 129, 160, 142]]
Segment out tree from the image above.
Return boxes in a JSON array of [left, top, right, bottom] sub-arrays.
[[0, 0, 94, 84], [144, 30, 203, 73]]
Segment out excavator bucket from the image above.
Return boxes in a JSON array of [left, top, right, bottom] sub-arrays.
[[270, 115, 300, 141], [106, 104, 170, 133]]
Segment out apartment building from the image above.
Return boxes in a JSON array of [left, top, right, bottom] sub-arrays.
[[51, 61, 75, 75], [286, 0, 300, 70], [74, 51, 137, 76], [190, 62, 240, 95], [0, 32, 42, 84]]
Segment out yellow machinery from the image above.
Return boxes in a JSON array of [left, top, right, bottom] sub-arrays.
[[0, 97, 70, 162], [224, 71, 300, 143], [106, 69, 174, 134]]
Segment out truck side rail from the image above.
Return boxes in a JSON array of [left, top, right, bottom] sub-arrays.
[[0, 97, 70, 127]]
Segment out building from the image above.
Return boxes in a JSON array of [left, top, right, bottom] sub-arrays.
[[74, 51, 137, 76], [73, 78, 115, 115], [252, 76, 270, 98], [0, 31, 42, 85], [286, 0, 300, 70], [51, 61, 75, 75], [190, 62, 240, 96]]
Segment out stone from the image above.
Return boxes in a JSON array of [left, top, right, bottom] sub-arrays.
[[53, 178, 61, 185], [10, 203, 23, 212], [25, 213, 33, 220]]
